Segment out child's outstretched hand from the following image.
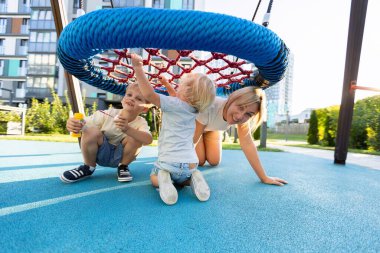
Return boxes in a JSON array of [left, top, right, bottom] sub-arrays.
[[130, 53, 143, 68], [66, 117, 85, 134], [159, 75, 177, 97], [114, 114, 131, 134]]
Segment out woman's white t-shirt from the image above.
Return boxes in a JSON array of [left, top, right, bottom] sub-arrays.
[[196, 97, 230, 132]]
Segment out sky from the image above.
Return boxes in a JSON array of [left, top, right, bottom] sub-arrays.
[[204, 0, 380, 114]]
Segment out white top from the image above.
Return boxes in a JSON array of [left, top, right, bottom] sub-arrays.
[[196, 97, 230, 131], [158, 94, 198, 163], [85, 107, 150, 146]]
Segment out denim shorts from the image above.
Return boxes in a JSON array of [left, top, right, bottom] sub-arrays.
[[151, 161, 198, 184], [95, 135, 123, 168]]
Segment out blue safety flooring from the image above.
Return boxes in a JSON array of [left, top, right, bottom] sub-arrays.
[[1, 140, 380, 252]]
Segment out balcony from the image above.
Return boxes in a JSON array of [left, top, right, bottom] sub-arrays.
[[29, 20, 55, 30], [16, 46, 28, 55], [18, 68, 27, 76], [19, 5, 31, 13], [0, 25, 6, 34], [27, 65, 57, 76], [0, 4, 6, 13], [26, 87, 54, 98], [31, 0, 51, 8], [28, 42, 56, 53], [21, 25, 29, 34]]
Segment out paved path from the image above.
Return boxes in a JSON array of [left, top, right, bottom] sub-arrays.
[[268, 143, 380, 170]]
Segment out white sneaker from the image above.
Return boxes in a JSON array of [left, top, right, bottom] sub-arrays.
[[190, 169, 210, 201], [157, 170, 178, 205]]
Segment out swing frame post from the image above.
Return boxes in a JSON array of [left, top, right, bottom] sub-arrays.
[[334, 0, 368, 165], [51, 0, 84, 115]]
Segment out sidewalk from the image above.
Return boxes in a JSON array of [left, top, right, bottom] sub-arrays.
[[267, 140, 380, 170]]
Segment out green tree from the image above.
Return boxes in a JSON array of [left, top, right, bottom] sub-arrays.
[[253, 125, 261, 140], [307, 110, 319, 144], [322, 115, 335, 146]]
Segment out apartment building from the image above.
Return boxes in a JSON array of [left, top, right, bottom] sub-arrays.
[[0, 0, 30, 106], [265, 52, 294, 128]]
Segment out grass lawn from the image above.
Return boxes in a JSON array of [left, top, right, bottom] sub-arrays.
[[0, 134, 283, 152]]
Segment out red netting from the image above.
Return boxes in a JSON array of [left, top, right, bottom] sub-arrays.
[[97, 48, 253, 89]]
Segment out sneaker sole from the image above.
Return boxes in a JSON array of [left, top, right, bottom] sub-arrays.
[[118, 177, 133, 182], [158, 171, 178, 205], [190, 171, 210, 202], [60, 175, 91, 183]]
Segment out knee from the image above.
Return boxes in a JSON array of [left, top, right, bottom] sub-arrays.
[[198, 159, 206, 166], [123, 136, 143, 150], [208, 161, 220, 167], [81, 127, 102, 142], [207, 158, 221, 167]]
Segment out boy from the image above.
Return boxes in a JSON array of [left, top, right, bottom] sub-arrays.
[[61, 82, 153, 183]]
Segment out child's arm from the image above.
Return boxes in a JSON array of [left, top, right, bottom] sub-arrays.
[[158, 76, 177, 97], [114, 116, 153, 145], [237, 122, 288, 186], [131, 54, 161, 107]]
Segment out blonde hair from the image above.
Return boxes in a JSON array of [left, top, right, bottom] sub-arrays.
[[225, 86, 267, 132], [180, 73, 216, 112]]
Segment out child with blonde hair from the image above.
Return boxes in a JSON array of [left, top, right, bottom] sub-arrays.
[[131, 53, 216, 205], [61, 82, 153, 183]]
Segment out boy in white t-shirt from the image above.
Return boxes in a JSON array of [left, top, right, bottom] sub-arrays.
[[61, 83, 153, 183], [131, 53, 216, 205]]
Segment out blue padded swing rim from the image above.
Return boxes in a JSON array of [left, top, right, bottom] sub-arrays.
[[57, 7, 289, 96]]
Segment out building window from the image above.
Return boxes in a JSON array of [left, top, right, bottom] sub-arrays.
[[17, 81, 25, 89], [152, 0, 164, 8], [19, 60, 27, 68], [38, 10, 46, 20], [20, 39, 28, 46], [73, 0, 80, 9], [45, 11, 52, 20], [182, 0, 194, 9], [22, 18, 29, 25], [32, 10, 39, 19]]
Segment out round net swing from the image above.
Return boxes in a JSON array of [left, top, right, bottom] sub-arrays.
[[57, 7, 289, 96]]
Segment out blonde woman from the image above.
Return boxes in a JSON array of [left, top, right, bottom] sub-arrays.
[[193, 86, 288, 186]]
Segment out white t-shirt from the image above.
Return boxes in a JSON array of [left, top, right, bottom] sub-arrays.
[[158, 94, 198, 163], [85, 107, 150, 146], [196, 97, 230, 132]]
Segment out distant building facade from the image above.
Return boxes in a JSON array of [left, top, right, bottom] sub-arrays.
[[265, 52, 294, 128]]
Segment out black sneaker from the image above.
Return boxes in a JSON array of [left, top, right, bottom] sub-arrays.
[[118, 164, 133, 182], [60, 165, 94, 183]]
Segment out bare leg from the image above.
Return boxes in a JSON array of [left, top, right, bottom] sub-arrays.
[[81, 127, 104, 167], [120, 135, 143, 165], [150, 174, 158, 187], [203, 131, 222, 166]]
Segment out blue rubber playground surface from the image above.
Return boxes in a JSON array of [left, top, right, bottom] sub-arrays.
[[1, 140, 380, 252]]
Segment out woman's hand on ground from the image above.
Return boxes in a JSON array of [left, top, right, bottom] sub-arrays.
[[261, 176, 288, 186]]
